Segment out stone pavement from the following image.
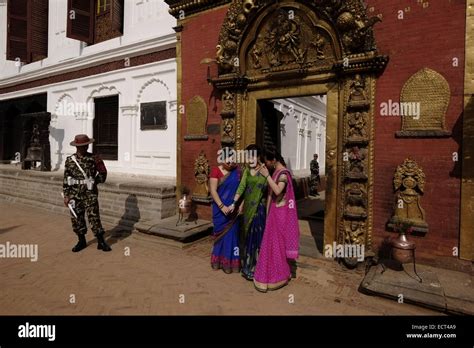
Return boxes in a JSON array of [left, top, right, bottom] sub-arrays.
[[0, 201, 440, 315]]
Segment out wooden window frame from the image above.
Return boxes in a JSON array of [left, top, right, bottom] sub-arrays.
[[6, 0, 48, 64], [140, 101, 168, 131], [93, 95, 119, 161]]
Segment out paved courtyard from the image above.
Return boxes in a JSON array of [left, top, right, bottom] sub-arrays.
[[0, 201, 440, 315]]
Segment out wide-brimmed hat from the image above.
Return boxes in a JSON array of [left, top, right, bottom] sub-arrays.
[[70, 134, 95, 147]]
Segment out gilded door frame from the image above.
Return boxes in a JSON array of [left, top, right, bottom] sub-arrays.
[[211, 0, 387, 258]]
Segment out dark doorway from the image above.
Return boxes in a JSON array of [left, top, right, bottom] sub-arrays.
[[93, 95, 119, 160], [256, 99, 284, 153], [0, 94, 47, 162]]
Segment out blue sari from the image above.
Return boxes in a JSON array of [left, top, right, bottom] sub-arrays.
[[211, 167, 241, 273]]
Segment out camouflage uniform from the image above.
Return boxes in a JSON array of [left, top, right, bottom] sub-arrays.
[[309, 158, 320, 196], [63, 152, 107, 237]]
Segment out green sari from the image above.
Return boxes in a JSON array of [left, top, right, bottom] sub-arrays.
[[236, 166, 268, 279]]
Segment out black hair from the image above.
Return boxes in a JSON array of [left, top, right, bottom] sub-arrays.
[[264, 149, 286, 167], [245, 144, 263, 163]]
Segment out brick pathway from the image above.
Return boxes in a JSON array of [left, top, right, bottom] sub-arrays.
[[0, 201, 439, 315]]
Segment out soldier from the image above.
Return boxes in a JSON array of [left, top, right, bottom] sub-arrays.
[[63, 134, 111, 252], [309, 153, 320, 197]]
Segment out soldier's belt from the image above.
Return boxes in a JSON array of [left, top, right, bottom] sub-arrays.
[[68, 179, 87, 185]]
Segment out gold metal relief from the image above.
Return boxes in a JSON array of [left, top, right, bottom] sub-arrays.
[[244, 8, 335, 75], [348, 74, 370, 108], [221, 117, 236, 145], [221, 90, 236, 116], [192, 151, 211, 201], [344, 182, 368, 219], [397, 68, 451, 137], [185, 96, 208, 140], [215, 0, 382, 74], [345, 220, 366, 245], [387, 158, 429, 235], [346, 145, 368, 179]]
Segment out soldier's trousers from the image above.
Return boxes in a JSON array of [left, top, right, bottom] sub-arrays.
[[70, 196, 105, 237]]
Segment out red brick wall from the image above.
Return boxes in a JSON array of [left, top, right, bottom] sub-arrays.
[[366, 0, 466, 269], [180, 7, 229, 220]]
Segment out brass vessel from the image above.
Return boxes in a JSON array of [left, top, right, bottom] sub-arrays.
[[391, 232, 415, 264]]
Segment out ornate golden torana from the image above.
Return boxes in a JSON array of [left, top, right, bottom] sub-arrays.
[[168, 0, 389, 260], [388, 158, 429, 235], [397, 68, 451, 138], [185, 96, 208, 140]]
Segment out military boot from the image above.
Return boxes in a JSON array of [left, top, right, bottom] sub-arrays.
[[72, 234, 87, 252], [97, 234, 112, 252]]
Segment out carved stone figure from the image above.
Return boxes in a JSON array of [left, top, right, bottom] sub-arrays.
[[388, 158, 429, 234], [344, 183, 367, 218], [193, 151, 210, 199]]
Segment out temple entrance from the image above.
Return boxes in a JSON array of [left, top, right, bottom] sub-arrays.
[[256, 95, 328, 256], [211, 0, 388, 263]]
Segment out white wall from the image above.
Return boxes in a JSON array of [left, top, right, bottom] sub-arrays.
[[0, 0, 177, 178], [271, 96, 327, 177], [49, 60, 177, 177], [0, 0, 176, 81]]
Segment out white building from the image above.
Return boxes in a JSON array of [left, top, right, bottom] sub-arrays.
[[271, 96, 326, 177], [0, 0, 177, 177]]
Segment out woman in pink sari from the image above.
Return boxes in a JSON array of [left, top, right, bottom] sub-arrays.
[[254, 150, 300, 292]]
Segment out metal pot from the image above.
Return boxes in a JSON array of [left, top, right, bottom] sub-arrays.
[[391, 232, 415, 264], [178, 194, 192, 214]]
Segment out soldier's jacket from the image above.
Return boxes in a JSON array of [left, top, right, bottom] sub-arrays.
[[63, 152, 107, 198], [310, 159, 320, 177]]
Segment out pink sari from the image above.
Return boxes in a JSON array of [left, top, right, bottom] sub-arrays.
[[254, 168, 300, 292]]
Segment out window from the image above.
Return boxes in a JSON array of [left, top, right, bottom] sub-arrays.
[[67, 0, 124, 45], [93, 95, 119, 161], [6, 0, 49, 64], [140, 101, 167, 130], [97, 0, 109, 14]]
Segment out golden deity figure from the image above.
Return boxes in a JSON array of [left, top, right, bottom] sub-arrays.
[[388, 158, 429, 234], [193, 151, 210, 199]]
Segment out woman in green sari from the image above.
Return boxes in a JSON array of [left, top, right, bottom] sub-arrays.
[[231, 144, 268, 280]]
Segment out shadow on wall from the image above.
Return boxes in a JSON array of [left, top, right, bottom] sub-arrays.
[[105, 194, 141, 246], [451, 95, 473, 179], [49, 127, 65, 171]]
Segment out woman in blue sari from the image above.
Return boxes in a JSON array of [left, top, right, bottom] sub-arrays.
[[209, 148, 241, 274]]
